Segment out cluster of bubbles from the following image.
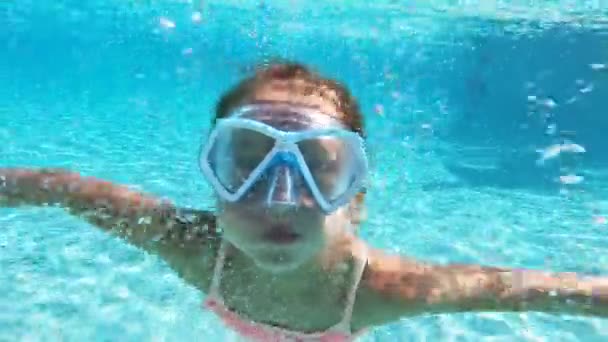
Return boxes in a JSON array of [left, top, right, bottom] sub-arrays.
[[527, 62, 606, 192]]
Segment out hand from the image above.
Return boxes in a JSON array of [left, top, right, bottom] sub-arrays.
[[0, 168, 73, 206], [0, 168, 31, 206]]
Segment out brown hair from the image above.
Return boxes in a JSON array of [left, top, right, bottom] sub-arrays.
[[214, 60, 367, 223], [214, 61, 365, 138]]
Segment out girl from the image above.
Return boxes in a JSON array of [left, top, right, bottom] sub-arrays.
[[2, 62, 608, 341]]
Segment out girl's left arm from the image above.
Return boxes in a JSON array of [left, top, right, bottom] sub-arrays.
[[354, 249, 608, 328]]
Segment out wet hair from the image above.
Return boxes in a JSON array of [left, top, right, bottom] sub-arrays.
[[213, 60, 367, 222], [214, 60, 365, 138]]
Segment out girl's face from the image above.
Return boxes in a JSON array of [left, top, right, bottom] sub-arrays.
[[215, 84, 356, 273]]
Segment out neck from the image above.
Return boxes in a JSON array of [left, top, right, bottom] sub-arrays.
[[317, 212, 359, 272], [225, 236, 357, 289]]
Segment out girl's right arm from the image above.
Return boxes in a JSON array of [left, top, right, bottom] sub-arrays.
[[0, 168, 220, 286]]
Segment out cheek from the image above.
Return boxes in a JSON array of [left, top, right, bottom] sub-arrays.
[[217, 208, 262, 237], [323, 208, 351, 229]]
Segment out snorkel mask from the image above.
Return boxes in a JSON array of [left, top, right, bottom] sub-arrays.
[[199, 103, 368, 214]]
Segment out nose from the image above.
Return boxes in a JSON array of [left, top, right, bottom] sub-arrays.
[[266, 164, 299, 208]]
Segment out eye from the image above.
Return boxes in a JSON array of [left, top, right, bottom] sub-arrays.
[[306, 157, 342, 176], [231, 133, 274, 170]]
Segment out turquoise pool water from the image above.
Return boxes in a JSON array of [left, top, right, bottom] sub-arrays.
[[2, 1, 608, 340]]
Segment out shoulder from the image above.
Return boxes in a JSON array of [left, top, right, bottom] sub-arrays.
[[157, 207, 221, 249], [352, 246, 434, 329], [152, 208, 222, 291]]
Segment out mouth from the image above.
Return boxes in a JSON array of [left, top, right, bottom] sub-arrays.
[[262, 223, 301, 244]]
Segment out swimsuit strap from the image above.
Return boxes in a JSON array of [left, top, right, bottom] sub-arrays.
[[333, 242, 369, 333], [208, 240, 229, 299]]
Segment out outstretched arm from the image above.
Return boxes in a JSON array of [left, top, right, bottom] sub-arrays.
[[0, 168, 220, 275], [354, 248, 608, 328]]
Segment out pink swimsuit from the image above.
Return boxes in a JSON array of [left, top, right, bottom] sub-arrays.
[[204, 242, 368, 342]]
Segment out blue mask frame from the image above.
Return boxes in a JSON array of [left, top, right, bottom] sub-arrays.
[[199, 104, 368, 214]]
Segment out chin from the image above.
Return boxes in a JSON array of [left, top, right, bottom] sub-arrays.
[[249, 245, 315, 274], [255, 258, 303, 274]]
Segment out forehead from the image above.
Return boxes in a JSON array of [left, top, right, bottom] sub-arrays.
[[253, 81, 339, 112]]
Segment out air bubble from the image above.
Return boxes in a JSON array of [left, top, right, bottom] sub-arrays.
[[41, 178, 51, 190], [559, 174, 584, 185], [579, 84, 594, 93], [94, 198, 112, 208], [191, 11, 202, 23], [159, 17, 176, 29], [590, 63, 606, 70], [138, 216, 152, 225], [539, 97, 557, 108], [374, 104, 384, 116], [96, 210, 112, 221]]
